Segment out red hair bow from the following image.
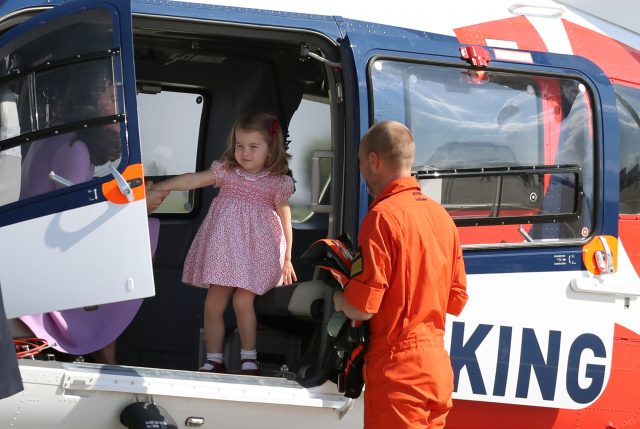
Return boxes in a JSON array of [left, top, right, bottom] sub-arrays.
[[268, 119, 280, 136]]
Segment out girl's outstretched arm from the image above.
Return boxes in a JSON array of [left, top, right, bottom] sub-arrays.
[[276, 200, 297, 285], [152, 170, 217, 192]]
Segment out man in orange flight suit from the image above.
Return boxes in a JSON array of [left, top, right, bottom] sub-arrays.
[[334, 121, 468, 429]]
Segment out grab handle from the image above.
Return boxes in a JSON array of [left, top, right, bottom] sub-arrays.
[[109, 165, 134, 203], [49, 171, 74, 187], [310, 150, 333, 214]]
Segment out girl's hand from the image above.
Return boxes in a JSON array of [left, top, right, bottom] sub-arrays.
[[280, 260, 297, 286]]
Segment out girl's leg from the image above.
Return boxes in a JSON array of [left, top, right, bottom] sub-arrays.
[[232, 288, 257, 350], [233, 289, 259, 374], [204, 285, 234, 353]]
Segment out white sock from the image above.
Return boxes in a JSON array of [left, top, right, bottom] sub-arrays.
[[207, 352, 224, 363], [200, 352, 224, 370], [240, 349, 258, 370]]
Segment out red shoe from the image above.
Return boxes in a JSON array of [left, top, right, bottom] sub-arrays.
[[199, 360, 227, 373], [240, 358, 259, 376]]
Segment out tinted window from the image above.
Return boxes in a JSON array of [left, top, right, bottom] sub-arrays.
[[371, 60, 594, 245], [0, 8, 124, 206], [615, 84, 640, 214]]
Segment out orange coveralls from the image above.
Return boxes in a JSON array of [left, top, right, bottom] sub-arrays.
[[344, 176, 468, 429]]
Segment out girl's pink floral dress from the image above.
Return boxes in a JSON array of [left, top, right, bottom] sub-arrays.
[[182, 161, 294, 295]]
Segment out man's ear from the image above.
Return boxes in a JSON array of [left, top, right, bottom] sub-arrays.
[[369, 151, 379, 169]]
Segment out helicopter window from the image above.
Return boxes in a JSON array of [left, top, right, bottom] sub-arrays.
[[370, 60, 594, 246], [288, 97, 332, 223], [615, 84, 640, 215], [138, 89, 204, 215], [0, 8, 125, 206]]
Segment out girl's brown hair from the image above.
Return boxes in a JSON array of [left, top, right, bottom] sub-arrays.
[[222, 111, 291, 175]]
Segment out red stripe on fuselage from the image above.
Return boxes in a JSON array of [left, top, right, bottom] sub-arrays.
[[454, 16, 547, 52], [563, 19, 640, 87], [620, 216, 640, 277]]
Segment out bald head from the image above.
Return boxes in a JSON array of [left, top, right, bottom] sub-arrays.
[[358, 121, 416, 197], [360, 121, 415, 173]]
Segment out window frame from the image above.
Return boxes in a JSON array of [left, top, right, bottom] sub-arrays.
[[367, 55, 600, 249]]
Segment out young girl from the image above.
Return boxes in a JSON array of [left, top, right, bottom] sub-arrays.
[[153, 111, 296, 375]]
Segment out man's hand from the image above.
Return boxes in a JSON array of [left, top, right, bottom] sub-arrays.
[[145, 180, 169, 213], [333, 290, 373, 321], [333, 290, 346, 312]]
